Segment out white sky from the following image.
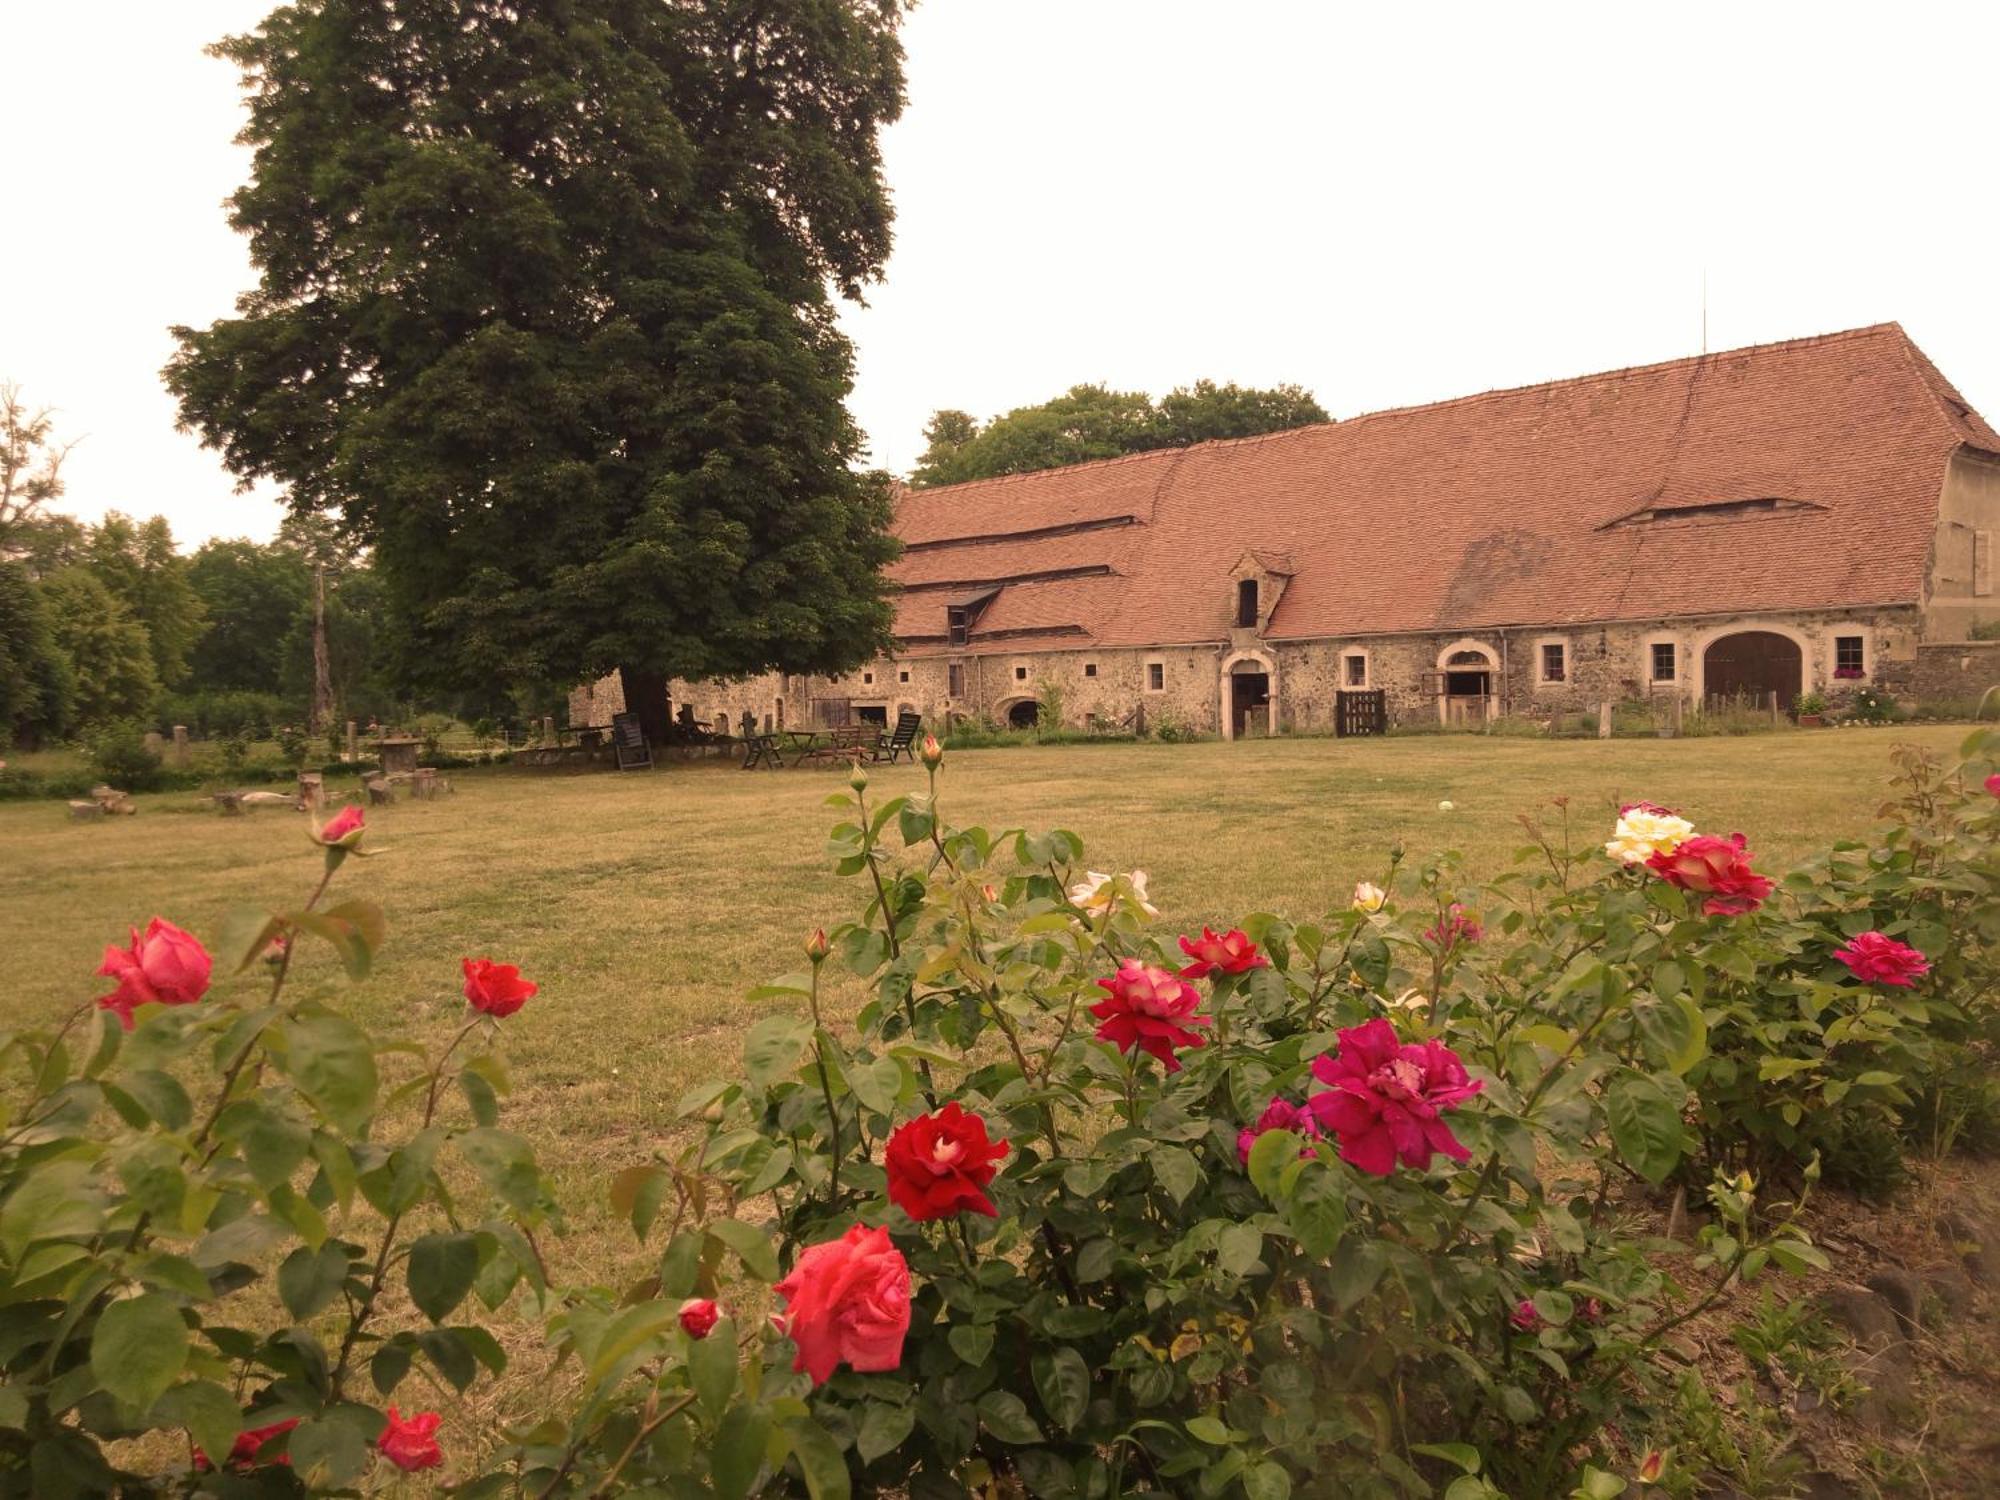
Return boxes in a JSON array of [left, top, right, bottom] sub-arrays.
[[6, 1, 1999, 547]]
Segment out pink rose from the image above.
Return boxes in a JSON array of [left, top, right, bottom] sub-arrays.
[[1176, 927, 1269, 980], [1089, 960, 1211, 1072], [773, 1225, 911, 1385], [1644, 833, 1775, 916], [1985, 773, 2000, 798], [1236, 1095, 1321, 1165], [314, 803, 366, 847], [678, 1297, 721, 1339], [95, 917, 211, 1030], [1422, 904, 1484, 950], [1510, 1298, 1541, 1331], [1306, 1018, 1483, 1176], [462, 957, 537, 1017], [1831, 931, 1930, 987], [377, 1407, 442, 1472]]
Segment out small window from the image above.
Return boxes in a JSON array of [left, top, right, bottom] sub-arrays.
[[1835, 636, 1865, 678], [898, 669, 910, 683], [947, 606, 969, 646], [862, 671, 873, 685], [1084, 663, 1097, 678], [1650, 642, 1676, 681], [1540, 642, 1566, 683], [1236, 578, 1259, 628], [1014, 665, 1028, 682], [1343, 653, 1366, 687], [1147, 662, 1165, 692], [947, 663, 964, 697]]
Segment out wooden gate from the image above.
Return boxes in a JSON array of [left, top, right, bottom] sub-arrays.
[[1702, 631, 1803, 711], [1335, 690, 1386, 737]]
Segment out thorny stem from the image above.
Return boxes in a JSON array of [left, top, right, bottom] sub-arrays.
[[807, 960, 843, 1207], [853, 780, 937, 1104]]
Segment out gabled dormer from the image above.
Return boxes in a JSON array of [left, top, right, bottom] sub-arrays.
[[1227, 551, 1293, 634], [945, 586, 999, 645]]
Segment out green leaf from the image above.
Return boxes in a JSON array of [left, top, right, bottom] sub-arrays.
[[408, 1231, 480, 1323], [849, 1055, 904, 1116], [608, 1165, 670, 1241], [277, 1242, 350, 1320], [285, 903, 382, 981], [1184, 1414, 1237, 1445], [152, 1380, 241, 1465], [949, 1323, 994, 1366], [659, 1230, 704, 1298], [1246, 1128, 1301, 1197], [713, 1404, 773, 1500], [977, 1389, 1043, 1443], [689, 1317, 738, 1416], [1218, 1222, 1263, 1277], [277, 1012, 378, 1133], [1327, 1237, 1388, 1311], [1149, 1145, 1199, 1205], [1287, 1163, 1346, 1257], [288, 1415, 371, 1489], [782, 1416, 852, 1500], [1605, 1074, 1684, 1185], [0, 1159, 101, 1260], [1244, 1461, 1293, 1500], [1032, 1346, 1090, 1431], [457, 1127, 543, 1213], [121, 1070, 193, 1132], [90, 1294, 188, 1410], [1412, 1443, 1482, 1474], [707, 1218, 779, 1282], [856, 1401, 917, 1465], [239, 1106, 312, 1191], [744, 1015, 812, 1089], [458, 1067, 500, 1127], [215, 906, 285, 975], [321, 899, 387, 973]]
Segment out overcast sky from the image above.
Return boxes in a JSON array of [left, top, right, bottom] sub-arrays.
[[7, 1, 1999, 547]]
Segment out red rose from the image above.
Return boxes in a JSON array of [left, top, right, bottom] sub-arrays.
[[1176, 927, 1269, 979], [1832, 931, 1930, 987], [773, 1225, 911, 1385], [885, 1102, 1009, 1220], [678, 1297, 721, 1339], [1986, 772, 2000, 797], [193, 1416, 298, 1471], [1644, 833, 1775, 915], [1089, 960, 1211, 1072], [96, 917, 211, 1030], [462, 957, 537, 1017], [314, 804, 366, 847], [377, 1407, 442, 1472]]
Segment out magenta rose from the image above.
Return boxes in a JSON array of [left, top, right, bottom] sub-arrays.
[[95, 917, 212, 1030], [1422, 904, 1484, 950], [1236, 1095, 1321, 1165], [1306, 1018, 1483, 1176], [773, 1225, 911, 1386], [1090, 960, 1212, 1071], [1510, 1299, 1541, 1331], [1177, 927, 1269, 980], [1986, 772, 2000, 798], [1832, 931, 1930, 987], [1644, 833, 1775, 915]]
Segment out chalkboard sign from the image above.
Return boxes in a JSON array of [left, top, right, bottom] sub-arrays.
[[612, 711, 653, 770]]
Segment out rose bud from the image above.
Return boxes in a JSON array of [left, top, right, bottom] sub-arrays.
[[848, 764, 869, 793], [920, 734, 943, 768], [806, 928, 830, 964], [679, 1298, 721, 1339]]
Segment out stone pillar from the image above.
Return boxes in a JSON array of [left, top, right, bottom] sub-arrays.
[[346, 720, 358, 761], [172, 725, 189, 766], [1598, 701, 1613, 740], [542, 715, 556, 745]]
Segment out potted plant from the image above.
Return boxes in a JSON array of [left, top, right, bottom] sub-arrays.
[[1795, 689, 1828, 727]]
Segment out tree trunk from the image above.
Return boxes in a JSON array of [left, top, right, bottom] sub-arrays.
[[310, 563, 333, 732], [617, 666, 672, 748]]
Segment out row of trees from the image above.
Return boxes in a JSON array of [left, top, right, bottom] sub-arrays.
[[910, 379, 1331, 487]]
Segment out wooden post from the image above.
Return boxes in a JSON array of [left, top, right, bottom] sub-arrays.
[[172, 725, 189, 766], [1597, 701, 1613, 739], [1671, 693, 1685, 737], [1770, 690, 1780, 725], [345, 720, 358, 762], [541, 715, 556, 745]]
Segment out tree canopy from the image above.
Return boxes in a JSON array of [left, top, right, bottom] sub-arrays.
[[910, 380, 1331, 487], [37, 567, 159, 728], [0, 561, 76, 749], [167, 1, 911, 710]]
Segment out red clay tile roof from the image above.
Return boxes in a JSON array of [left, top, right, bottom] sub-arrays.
[[888, 324, 1986, 654]]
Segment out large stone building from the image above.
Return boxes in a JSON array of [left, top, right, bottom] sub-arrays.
[[572, 324, 2000, 739]]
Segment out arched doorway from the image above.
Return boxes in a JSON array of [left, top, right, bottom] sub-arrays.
[[1005, 699, 1040, 730], [1219, 650, 1278, 739], [1434, 640, 1497, 726], [1702, 631, 1804, 711]]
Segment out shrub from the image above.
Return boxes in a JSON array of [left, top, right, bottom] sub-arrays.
[[156, 690, 291, 740], [1845, 684, 1905, 724], [86, 719, 166, 791]]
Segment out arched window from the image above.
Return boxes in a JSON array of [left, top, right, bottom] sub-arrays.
[[1236, 578, 1259, 628]]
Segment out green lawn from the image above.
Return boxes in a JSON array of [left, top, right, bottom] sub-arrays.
[[0, 726, 1967, 1295]]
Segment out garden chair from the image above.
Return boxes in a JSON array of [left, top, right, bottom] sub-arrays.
[[612, 711, 653, 771], [872, 711, 923, 764]]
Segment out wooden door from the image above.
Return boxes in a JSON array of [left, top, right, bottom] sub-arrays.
[[1702, 631, 1802, 710]]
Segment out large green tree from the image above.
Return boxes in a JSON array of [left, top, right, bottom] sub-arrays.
[[167, 1, 908, 743], [84, 514, 207, 690], [910, 379, 1332, 487], [37, 568, 159, 727], [0, 563, 76, 750], [186, 538, 312, 693]]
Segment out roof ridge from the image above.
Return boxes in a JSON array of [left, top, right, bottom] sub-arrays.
[[901, 323, 1916, 498]]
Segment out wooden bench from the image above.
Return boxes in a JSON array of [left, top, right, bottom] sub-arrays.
[[801, 725, 877, 768]]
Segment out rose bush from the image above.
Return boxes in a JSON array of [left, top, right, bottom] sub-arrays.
[[0, 727, 1993, 1498]]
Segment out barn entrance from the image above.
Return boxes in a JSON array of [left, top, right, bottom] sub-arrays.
[[1230, 668, 1271, 738], [1005, 699, 1039, 729], [1440, 648, 1494, 726], [1703, 631, 1803, 711]]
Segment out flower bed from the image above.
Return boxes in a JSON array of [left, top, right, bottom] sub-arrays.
[[1, 732, 1995, 1495]]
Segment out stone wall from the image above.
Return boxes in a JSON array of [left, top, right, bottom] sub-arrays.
[[569, 605, 1933, 741], [1876, 640, 2000, 707]]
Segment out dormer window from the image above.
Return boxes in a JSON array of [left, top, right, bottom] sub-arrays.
[[1236, 578, 1259, 628], [947, 607, 968, 646]]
